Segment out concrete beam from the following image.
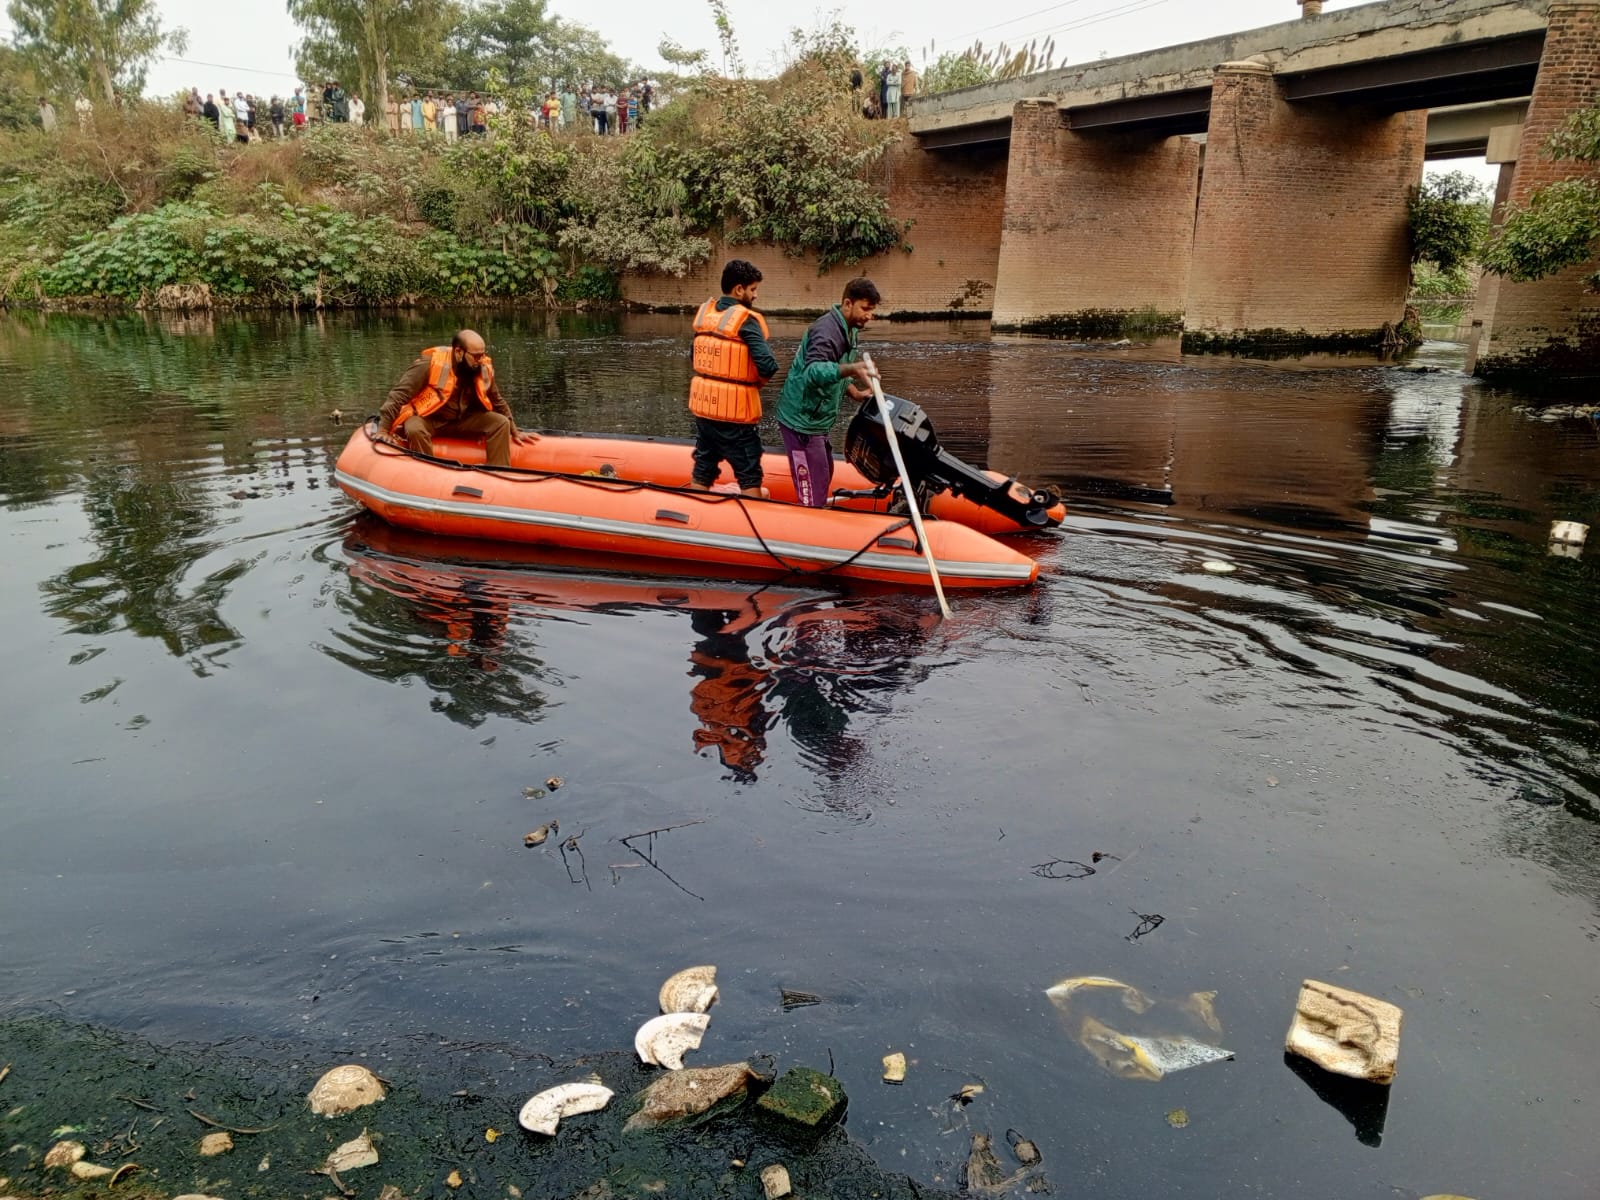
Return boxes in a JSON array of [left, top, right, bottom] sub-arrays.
[[1426, 99, 1530, 156]]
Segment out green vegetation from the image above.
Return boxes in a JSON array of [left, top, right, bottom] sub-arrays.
[[1482, 99, 1600, 291], [1408, 170, 1490, 274], [918, 37, 1058, 96], [6, 0, 186, 104], [564, 61, 904, 274], [0, 8, 910, 309]]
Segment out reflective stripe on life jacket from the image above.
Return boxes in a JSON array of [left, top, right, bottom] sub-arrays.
[[689, 298, 769, 424], [390, 345, 496, 434]]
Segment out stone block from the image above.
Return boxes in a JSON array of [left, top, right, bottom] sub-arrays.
[[1285, 979, 1402, 1084], [755, 1067, 847, 1130]]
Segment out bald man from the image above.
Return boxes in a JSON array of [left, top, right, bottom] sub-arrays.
[[376, 330, 536, 467]]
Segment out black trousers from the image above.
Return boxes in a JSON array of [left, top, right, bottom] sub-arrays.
[[691, 417, 763, 489]]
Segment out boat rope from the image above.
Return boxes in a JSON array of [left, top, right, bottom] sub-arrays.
[[360, 422, 927, 581]]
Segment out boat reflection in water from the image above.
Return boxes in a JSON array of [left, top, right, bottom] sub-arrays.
[[339, 517, 940, 790]]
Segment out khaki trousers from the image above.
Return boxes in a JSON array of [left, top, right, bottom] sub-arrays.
[[402, 409, 512, 466]]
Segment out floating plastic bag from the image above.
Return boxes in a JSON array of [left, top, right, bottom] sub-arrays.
[[1046, 975, 1233, 1081]]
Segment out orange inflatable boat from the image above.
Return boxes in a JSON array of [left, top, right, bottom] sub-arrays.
[[334, 400, 1062, 590]]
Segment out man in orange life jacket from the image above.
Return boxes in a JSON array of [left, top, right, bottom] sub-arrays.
[[375, 330, 536, 467], [688, 260, 780, 497]]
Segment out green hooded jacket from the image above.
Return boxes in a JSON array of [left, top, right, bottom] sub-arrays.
[[776, 306, 861, 435]]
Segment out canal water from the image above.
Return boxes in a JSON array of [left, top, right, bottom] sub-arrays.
[[0, 311, 1595, 1199]]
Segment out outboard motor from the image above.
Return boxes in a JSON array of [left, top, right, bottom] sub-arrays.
[[844, 394, 1059, 528]]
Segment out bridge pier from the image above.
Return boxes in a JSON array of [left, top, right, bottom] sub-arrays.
[[992, 100, 1199, 334], [1182, 60, 1425, 355], [1475, 0, 1600, 388]]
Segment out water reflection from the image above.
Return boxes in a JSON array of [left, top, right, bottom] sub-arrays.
[[339, 518, 942, 782]]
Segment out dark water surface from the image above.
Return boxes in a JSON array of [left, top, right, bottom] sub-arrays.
[[2, 311, 1597, 1198]]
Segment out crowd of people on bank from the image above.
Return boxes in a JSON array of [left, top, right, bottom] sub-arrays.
[[32, 77, 661, 143], [33, 60, 933, 144], [851, 59, 918, 119]]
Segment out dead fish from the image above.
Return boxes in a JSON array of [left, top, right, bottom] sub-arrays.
[[523, 786, 547, 799], [1006, 1128, 1041, 1166], [779, 989, 822, 1010], [524, 822, 557, 848]]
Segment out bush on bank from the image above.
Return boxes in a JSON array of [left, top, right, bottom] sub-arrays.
[[0, 66, 906, 309]]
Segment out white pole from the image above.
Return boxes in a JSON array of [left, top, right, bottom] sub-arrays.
[[862, 353, 951, 619]]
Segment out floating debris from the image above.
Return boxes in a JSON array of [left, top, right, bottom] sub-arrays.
[[952, 1083, 985, 1105], [963, 1133, 1011, 1193], [324, 1130, 379, 1172], [760, 1163, 793, 1199], [44, 1141, 86, 1169], [1006, 1129, 1041, 1166], [882, 1052, 907, 1084], [1126, 910, 1165, 942], [1286, 979, 1402, 1084], [445, 1169, 463, 1189], [484, 1127, 500, 1143], [546, 776, 564, 791], [635, 1012, 710, 1070], [1166, 1108, 1189, 1129], [1201, 560, 1237, 574], [779, 989, 823, 1010], [1550, 520, 1589, 546], [755, 1067, 846, 1130], [624, 1063, 758, 1131], [658, 965, 719, 1014], [198, 1132, 233, 1156], [518, 1080, 614, 1135], [308, 1064, 385, 1117], [524, 822, 557, 847], [1046, 975, 1233, 1081], [523, 786, 547, 799]]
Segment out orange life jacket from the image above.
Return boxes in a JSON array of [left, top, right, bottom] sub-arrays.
[[390, 346, 495, 434], [689, 299, 769, 424]]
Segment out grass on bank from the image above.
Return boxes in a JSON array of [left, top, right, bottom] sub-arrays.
[[0, 63, 906, 310]]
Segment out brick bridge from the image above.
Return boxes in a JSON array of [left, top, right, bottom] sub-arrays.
[[623, 0, 1600, 384]]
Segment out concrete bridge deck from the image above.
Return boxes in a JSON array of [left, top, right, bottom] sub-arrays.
[[909, 0, 1550, 148]]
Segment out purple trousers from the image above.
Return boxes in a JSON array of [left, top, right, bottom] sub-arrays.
[[780, 425, 833, 507]]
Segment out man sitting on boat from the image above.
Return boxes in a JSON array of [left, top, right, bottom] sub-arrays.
[[376, 330, 537, 467]]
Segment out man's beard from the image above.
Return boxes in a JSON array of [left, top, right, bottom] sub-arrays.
[[456, 357, 481, 377]]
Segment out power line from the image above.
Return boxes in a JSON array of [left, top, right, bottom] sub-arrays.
[[157, 54, 303, 82], [1006, 0, 1184, 52], [949, 0, 1097, 46]]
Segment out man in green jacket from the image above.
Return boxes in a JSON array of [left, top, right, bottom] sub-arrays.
[[776, 278, 881, 506]]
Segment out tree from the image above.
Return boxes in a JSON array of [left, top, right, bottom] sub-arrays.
[[0, 44, 44, 129], [1407, 170, 1490, 273], [6, 0, 187, 104], [288, 0, 456, 120], [1481, 99, 1600, 291]]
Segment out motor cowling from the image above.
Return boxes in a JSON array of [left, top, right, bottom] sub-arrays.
[[844, 394, 1058, 529]]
